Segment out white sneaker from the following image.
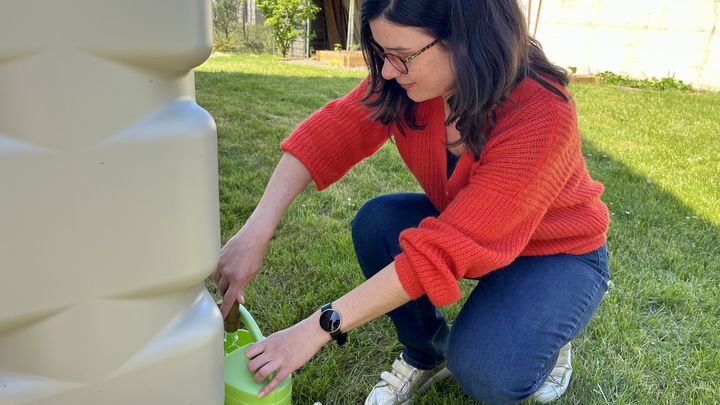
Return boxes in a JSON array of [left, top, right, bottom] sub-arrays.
[[531, 342, 573, 403], [365, 354, 451, 405]]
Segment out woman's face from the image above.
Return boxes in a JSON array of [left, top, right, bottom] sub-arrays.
[[369, 17, 455, 102]]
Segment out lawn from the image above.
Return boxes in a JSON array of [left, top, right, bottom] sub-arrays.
[[196, 54, 720, 404]]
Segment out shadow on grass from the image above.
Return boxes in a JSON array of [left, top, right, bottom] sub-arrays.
[[420, 139, 720, 404], [197, 69, 720, 404]]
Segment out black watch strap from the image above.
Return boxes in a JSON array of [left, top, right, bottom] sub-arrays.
[[319, 303, 347, 346]]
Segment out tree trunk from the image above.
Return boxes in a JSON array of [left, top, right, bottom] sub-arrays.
[[241, 0, 247, 39]]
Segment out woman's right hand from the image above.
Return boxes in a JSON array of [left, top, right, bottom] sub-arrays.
[[214, 153, 314, 318], [213, 225, 270, 318]]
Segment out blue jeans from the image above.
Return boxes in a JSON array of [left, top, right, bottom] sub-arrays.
[[351, 193, 610, 405]]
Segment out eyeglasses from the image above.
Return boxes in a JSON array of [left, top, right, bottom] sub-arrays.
[[372, 39, 440, 74]]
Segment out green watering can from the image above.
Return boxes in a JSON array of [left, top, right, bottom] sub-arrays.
[[222, 302, 292, 405]]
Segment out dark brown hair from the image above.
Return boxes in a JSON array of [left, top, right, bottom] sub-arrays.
[[360, 0, 569, 159]]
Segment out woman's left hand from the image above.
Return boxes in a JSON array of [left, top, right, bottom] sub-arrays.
[[246, 314, 331, 398]]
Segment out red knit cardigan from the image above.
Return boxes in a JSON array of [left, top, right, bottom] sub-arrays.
[[281, 77, 609, 306]]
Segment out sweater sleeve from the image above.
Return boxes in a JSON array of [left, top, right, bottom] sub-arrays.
[[394, 92, 583, 306], [280, 78, 389, 191]]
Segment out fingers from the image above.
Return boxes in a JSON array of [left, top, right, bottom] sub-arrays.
[[253, 359, 280, 383], [245, 345, 288, 398], [214, 237, 234, 288], [218, 275, 230, 296], [245, 340, 264, 359], [213, 234, 259, 308], [259, 370, 290, 398], [244, 325, 321, 399], [220, 284, 239, 318], [213, 240, 231, 284], [246, 343, 276, 379]]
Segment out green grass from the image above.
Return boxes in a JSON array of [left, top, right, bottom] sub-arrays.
[[196, 54, 720, 404]]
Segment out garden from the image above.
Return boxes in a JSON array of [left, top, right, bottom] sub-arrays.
[[198, 53, 720, 404]]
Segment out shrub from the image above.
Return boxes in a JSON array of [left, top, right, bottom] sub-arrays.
[[213, 25, 273, 54], [258, 0, 320, 57], [237, 25, 273, 54], [597, 71, 693, 91]]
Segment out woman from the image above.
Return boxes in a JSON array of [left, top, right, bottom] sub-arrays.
[[213, 0, 610, 404]]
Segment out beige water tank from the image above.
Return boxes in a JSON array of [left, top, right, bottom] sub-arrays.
[[0, 1, 224, 404]]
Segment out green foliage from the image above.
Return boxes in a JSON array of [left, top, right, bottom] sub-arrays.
[[212, 0, 273, 53], [212, 25, 273, 54], [238, 25, 273, 53], [333, 43, 343, 51], [212, 0, 240, 48], [598, 71, 693, 91], [258, 0, 320, 57], [213, 35, 236, 53]]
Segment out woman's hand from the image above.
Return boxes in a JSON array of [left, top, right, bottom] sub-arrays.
[[242, 262, 411, 397], [213, 225, 270, 317], [245, 314, 330, 398], [214, 154, 314, 318]]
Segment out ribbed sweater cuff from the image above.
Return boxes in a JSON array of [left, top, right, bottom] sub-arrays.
[[395, 252, 462, 307], [280, 136, 332, 191], [394, 252, 425, 301]]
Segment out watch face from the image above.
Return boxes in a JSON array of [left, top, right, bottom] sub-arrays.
[[320, 308, 342, 333]]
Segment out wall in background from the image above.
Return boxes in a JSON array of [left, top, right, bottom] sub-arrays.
[[526, 0, 719, 90]]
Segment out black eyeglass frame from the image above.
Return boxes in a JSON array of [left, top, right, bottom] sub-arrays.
[[371, 38, 441, 74]]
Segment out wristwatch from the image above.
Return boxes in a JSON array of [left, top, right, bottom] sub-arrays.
[[319, 303, 347, 346]]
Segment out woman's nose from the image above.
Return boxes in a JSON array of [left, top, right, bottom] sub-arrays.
[[381, 58, 401, 80]]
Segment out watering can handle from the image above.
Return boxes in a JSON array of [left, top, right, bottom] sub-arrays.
[[237, 304, 265, 342]]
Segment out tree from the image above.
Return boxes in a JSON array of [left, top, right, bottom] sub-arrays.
[[212, 0, 240, 49], [240, 0, 248, 39], [258, 0, 320, 58]]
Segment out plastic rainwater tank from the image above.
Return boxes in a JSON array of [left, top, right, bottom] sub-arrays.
[[0, 1, 224, 404]]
